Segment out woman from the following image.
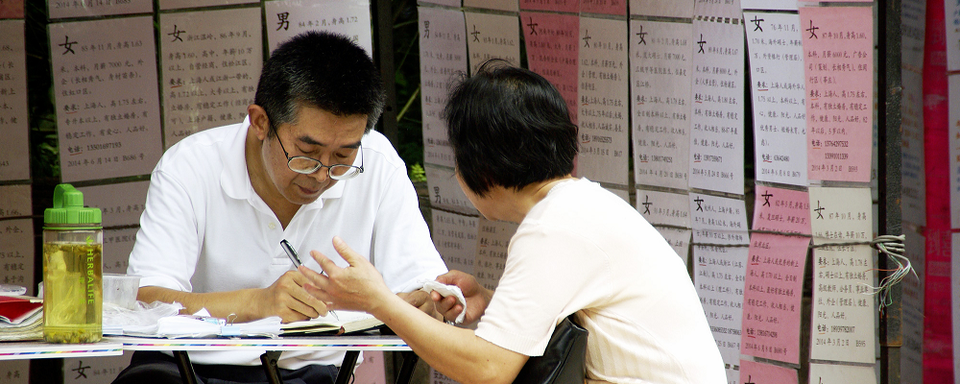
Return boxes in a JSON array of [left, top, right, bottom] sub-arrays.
[[301, 60, 725, 383]]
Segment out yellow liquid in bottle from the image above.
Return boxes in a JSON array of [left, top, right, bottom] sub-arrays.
[[43, 242, 102, 343]]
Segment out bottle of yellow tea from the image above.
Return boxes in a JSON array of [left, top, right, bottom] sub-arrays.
[[42, 184, 102, 343]]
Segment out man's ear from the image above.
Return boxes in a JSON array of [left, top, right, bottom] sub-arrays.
[[247, 104, 270, 140]]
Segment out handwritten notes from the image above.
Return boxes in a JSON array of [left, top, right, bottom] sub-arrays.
[[741, 233, 808, 364], [475, 218, 517, 291], [689, 17, 745, 195], [49, 0, 151, 20], [799, 7, 873, 183], [50, 16, 163, 182], [738, 359, 798, 384], [745, 12, 808, 186], [521, 12, 579, 123], [577, 17, 629, 186], [630, 20, 692, 190], [690, 194, 748, 246], [159, 0, 257, 11], [464, 11, 521, 74], [432, 210, 478, 275], [419, 6, 466, 169], [752, 185, 811, 235], [694, 244, 747, 370], [0, 20, 28, 181], [265, 0, 373, 55], [159, 7, 261, 148], [628, 0, 692, 18], [636, 188, 690, 228], [808, 186, 875, 364], [0, 218, 33, 294], [78, 181, 149, 227], [425, 163, 477, 215], [519, 0, 578, 13]]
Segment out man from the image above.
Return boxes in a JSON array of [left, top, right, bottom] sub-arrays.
[[113, 31, 448, 384]]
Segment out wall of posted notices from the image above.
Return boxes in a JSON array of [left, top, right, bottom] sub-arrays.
[[417, 1, 955, 384], [1, 0, 959, 383]]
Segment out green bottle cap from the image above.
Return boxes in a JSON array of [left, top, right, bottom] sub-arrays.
[[43, 184, 102, 227]]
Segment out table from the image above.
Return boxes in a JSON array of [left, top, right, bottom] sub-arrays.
[[108, 335, 416, 384], [0, 340, 123, 360]]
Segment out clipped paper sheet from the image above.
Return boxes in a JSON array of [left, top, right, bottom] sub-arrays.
[[690, 194, 749, 246], [808, 186, 875, 364], [800, 6, 874, 183], [741, 233, 808, 364], [950, 75, 960, 228], [0, 218, 34, 295], [0, 185, 30, 220], [78, 181, 149, 227], [475, 217, 518, 291], [809, 362, 876, 384], [432, 210, 478, 275], [522, 12, 579, 124], [628, 0, 692, 18], [901, 230, 925, 383], [50, 16, 163, 183], [635, 188, 690, 228], [425, 163, 477, 215], [464, 11, 521, 75], [740, 1, 797, 11], [419, 6, 467, 169], [693, 244, 747, 376], [577, 16, 629, 186], [580, 0, 625, 16], [0, 20, 29, 182], [947, 0, 960, 71], [689, 16, 745, 195], [738, 359, 798, 384], [752, 185, 811, 235], [655, 226, 692, 267], [519, 0, 578, 13], [104, 228, 138, 275], [0, 0, 24, 19], [160, 0, 257, 11], [49, 0, 150, 19], [463, 0, 517, 12], [630, 20, 692, 191], [159, 7, 262, 148], [265, 0, 372, 55], [745, 11, 808, 186]]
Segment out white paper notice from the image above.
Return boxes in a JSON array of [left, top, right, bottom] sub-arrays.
[[425, 163, 478, 215], [0, 360, 28, 384], [0, 20, 29, 182], [49, 0, 151, 20], [809, 362, 876, 384], [636, 188, 690, 228], [78, 181, 149, 227], [50, 17, 163, 183], [745, 12, 808, 186], [160, 0, 257, 10], [577, 17, 629, 186], [432, 210, 478, 275], [628, 0, 693, 18], [950, 75, 960, 228], [0, 185, 30, 220], [953, 232, 960, 381], [63, 352, 133, 384], [694, 244, 747, 373], [103, 227, 138, 275], [947, 0, 960, 71], [808, 186, 875, 364], [630, 20, 692, 191], [901, 68, 924, 225], [419, 6, 467, 169], [265, 0, 373, 55], [463, 0, 517, 12], [689, 17, 745, 195], [464, 11, 521, 74], [160, 7, 262, 148], [656, 226, 692, 267], [690, 194, 749, 246], [475, 217, 518, 291], [0, 218, 34, 295], [694, 0, 743, 20], [740, 0, 797, 11]]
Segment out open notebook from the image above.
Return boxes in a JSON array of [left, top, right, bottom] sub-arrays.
[[281, 310, 384, 336]]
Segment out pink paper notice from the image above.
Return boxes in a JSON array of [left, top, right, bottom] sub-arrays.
[[0, 0, 23, 19], [799, 7, 873, 182], [741, 233, 808, 364], [522, 12, 579, 124], [739, 359, 798, 384], [752, 185, 811, 235]]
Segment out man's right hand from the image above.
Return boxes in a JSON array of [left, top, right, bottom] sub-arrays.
[[431, 270, 492, 325], [256, 270, 329, 323]]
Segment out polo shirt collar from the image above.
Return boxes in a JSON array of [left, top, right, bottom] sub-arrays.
[[219, 117, 345, 211]]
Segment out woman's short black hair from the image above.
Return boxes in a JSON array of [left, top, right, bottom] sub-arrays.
[[254, 31, 385, 136], [443, 59, 578, 197]]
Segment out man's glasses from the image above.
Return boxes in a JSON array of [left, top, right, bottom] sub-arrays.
[[276, 134, 364, 180]]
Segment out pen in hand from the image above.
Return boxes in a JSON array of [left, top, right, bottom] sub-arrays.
[[279, 239, 337, 320]]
